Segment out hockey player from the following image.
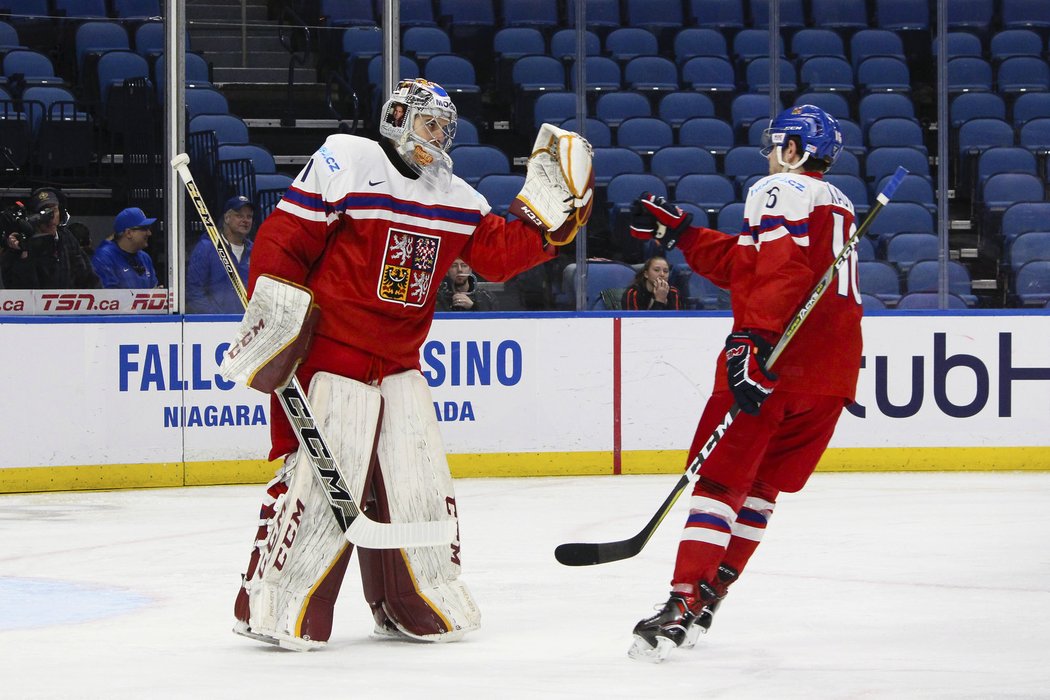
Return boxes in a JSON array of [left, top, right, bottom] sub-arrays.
[[625, 105, 860, 662], [223, 79, 593, 650]]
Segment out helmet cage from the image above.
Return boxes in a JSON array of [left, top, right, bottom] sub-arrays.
[[379, 79, 458, 187]]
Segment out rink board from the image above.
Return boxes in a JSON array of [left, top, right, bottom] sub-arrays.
[[1, 311, 1048, 492]]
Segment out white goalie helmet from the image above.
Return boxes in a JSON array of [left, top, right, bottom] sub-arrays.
[[379, 78, 458, 190]]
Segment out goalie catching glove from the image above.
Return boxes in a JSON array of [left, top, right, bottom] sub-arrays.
[[510, 123, 594, 247], [220, 275, 320, 394], [629, 193, 693, 250], [724, 331, 779, 415]]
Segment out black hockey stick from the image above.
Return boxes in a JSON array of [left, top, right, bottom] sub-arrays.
[[172, 154, 456, 549], [555, 166, 909, 566]]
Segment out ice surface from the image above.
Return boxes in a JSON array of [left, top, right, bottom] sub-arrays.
[[2, 472, 1049, 699]]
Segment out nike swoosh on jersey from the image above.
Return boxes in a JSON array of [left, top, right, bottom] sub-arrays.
[[369, 179, 386, 186]]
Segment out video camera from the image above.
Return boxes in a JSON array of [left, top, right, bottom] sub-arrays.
[[0, 202, 36, 247]]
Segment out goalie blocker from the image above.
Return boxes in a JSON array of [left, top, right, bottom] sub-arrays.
[[510, 123, 594, 246]]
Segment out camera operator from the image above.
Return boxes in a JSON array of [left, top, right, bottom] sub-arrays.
[[435, 257, 497, 311], [0, 187, 99, 290]]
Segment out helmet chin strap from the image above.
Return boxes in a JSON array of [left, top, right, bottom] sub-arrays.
[[775, 146, 810, 172]]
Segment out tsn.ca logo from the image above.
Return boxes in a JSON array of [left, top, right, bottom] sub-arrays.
[[37, 290, 171, 313]]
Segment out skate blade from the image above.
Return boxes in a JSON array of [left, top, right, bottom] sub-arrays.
[[233, 622, 280, 647], [627, 634, 676, 663], [680, 623, 704, 649], [233, 621, 324, 651]]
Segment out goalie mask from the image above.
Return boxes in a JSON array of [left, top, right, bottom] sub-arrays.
[[379, 79, 458, 191]]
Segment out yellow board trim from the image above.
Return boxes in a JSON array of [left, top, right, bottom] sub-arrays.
[[1, 447, 1048, 494]]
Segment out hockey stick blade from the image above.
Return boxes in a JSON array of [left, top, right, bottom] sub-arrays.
[[171, 153, 456, 550], [554, 166, 909, 566]]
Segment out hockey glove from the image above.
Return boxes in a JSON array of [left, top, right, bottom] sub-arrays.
[[724, 331, 779, 415], [629, 193, 692, 250]]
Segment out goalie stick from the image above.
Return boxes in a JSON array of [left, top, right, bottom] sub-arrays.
[[555, 166, 910, 567], [171, 153, 456, 550]]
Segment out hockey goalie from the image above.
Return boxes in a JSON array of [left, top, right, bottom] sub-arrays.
[[224, 78, 593, 650]]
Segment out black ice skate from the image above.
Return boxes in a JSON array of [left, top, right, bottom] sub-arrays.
[[628, 593, 699, 663]]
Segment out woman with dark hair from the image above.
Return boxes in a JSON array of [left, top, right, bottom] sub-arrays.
[[621, 255, 682, 310]]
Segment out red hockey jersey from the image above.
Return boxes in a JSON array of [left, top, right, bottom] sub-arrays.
[[248, 133, 553, 372], [678, 171, 863, 400]]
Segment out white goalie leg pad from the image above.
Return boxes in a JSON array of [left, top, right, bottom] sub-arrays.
[[244, 371, 382, 649], [376, 370, 481, 642]]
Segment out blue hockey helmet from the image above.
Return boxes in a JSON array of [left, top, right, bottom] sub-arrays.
[[762, 104, 843, 169]]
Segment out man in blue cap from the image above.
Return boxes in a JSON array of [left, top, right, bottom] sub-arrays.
[[186, 194, 254, 314], [92, 206, 159, 289]]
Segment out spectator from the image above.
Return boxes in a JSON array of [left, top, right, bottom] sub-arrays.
[[621, 255, 683, 310], [93, 207, 159, 289], [186, 195, 254, 314], [435, 257, 497, 311], [1, 187, 99, 289]]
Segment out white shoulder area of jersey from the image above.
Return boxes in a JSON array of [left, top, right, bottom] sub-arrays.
[[313, 132, 379, 172]]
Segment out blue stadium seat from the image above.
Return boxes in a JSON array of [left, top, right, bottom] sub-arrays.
[[791, 29, 847, 62], [687, 0, 745, 30], [605, 28, 658, 64], [624, 0, 685, 39], [476, 174, 525, 217], [96, 50, 150, 111], [716, 202, 746, 235], [454, 116, 479, 145], [733, 29, 785, 64], [850, 29, 906, 70], [533, 92, 577, 131], [585, 260, 638, 309], [1001, 201, 1050, 246], [976, 146, 1038, 188], [752, 0, 805, 30], [658, 92, 716, 128], [982, 173, 1045, 211], [568, 56, 621, 94], [799, 56, 854, 93], [895, 292, 969, 309], [495, 28, 547, 62], [403, 27, 451, 62], [0, 20, 20, 52], [1007, 231, 1050, 275], [868, 117, 926, 152], [884, 232, 940, 273], [947, 57, 993, 94], [1018, 116, 1050, 151], [746, 57, 797, 93], [934, 32, 983, 59], [989, 29, 1044, 63], [449, 144, 510, 186], [673, 28, 728, 66], [858, 93, 916, 132], [875, 0, 929, 31], [591, 147, 644, 186], [958, 117, 1015, 160], [389, 0, 438, 28], [54, 0, 106, 20], [861, 293, 887, 310], [75, 22, 130, 77], [856, 236, 876, 261], [858, 261, 903, 305], [867, 202, 935, 245], [20, 85, 80, 136], [946, 0, 994, 32], [997, 57, 1050, 95], [906, 260, 976, 306], [1007, 91, 1050, 128], [190, 113, 249, 146], [255, 174, 294, 220], [678, 117, 734, 155], [624, 56, 679, 93], [560, 117, 612, 147], [616, 116, 673, 155], [1002, 0, 1050, 31], [837, 118, 865, 155], [2, 49, 62, 89], [675, 173, 737, 214], [154, 53, 212, 100], [878, 173, 936, 213], [424, 54, 481, 114], [828, 149, 861, 176], [134, 22, 182, 62], [857, 57, 911, 94], [548, 29, 599, 61], [218, 144, 276, 174], [866, 146, 930, 185], [650, 146, 717, 184], [724, 146, 768, 189], [681, 56, 736, 94], [565, 0, 622, 32], [596, 91, 651, 128], [810, 0, 870, 31], [730, 93, 777, 133], [501, 0, 559, 32], [185, 87, 229, 119], [950, 92, 1007, 128]]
